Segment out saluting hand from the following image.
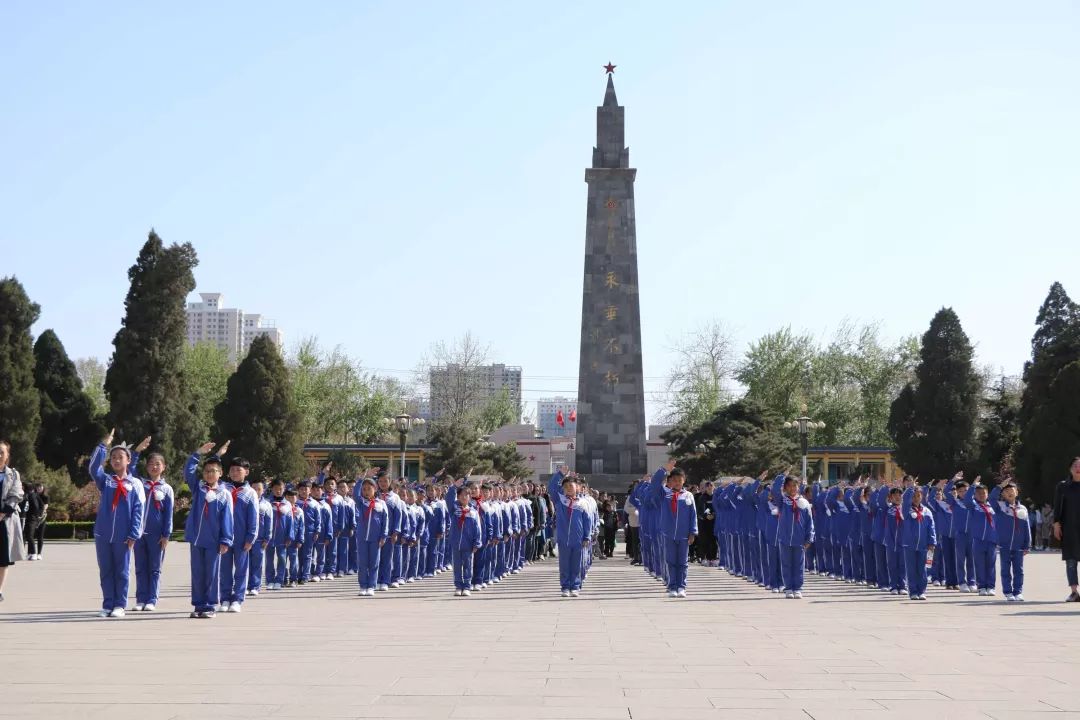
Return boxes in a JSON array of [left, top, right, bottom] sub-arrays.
[[135, 436, 152, 453], [196, 441, 216, 455]]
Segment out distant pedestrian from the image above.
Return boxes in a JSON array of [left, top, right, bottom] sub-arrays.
[[1052, 457, 1080, 602], [600, 501, 618, 558], [24, 482, 48, 560]]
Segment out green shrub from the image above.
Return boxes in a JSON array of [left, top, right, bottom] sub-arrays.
[[43, 521, 95, 540]]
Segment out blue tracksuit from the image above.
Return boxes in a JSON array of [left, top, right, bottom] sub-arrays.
[[220, 482, 259, 605], [287, 500, 304, 582], [813, 481, 831, 575], [297, 496, 321, 581], [135, 477, 173, 606], [427, 500, 446, 574], [901, 487, 937, 597], [266, 496, 293, 585], [870, 486, 891, 588], [331, 494, 351, 576], [650, 467, 699, 592], [376, 490, 404, 586], [946, 480, 976, 587], [354, 494, 389, 591], [183, 454, 235, 612], [963, 488, 1000, 591], [989, 487, 1030, 596], [249, 496, 273, 592], [345, 497, 359, 574], [851, 489, 875, 585], [449, 506, 482, 590], [314, 496, 334, 576], [549, 471, 590, 592], [89, 444, 146, 612], [930, 490, 956, 586], [771, 474, 814, 592]]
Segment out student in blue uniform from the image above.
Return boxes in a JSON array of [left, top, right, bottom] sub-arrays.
[[448, 486, 482, 596], [248, 478, 272, 597], [650, 460, 698, 598], [219, 452, 258, 613], [884, 486, 906, 595], [549, 467, 590, 597], [133, 447, 172, 612], [183, 442, 234, 619], [336, 478, 355, 578], [285, 487, 303, 586], [990, 478, 1030, 601], [295, 480, 321, 584], [353, 476, 388, 596], [901, 482, 936, 600], [964, 479, 1000, 596], [427, 486, 447, 576], [929, 481, 957, 589], [88, 430, 148, 618], [310, 482, 333, 581], [264, 479, 292, 590], [946, 475, 977, 592], [374, 471, 403, 591], [344, 478, 359, 574], [772, 471, 814, 598]]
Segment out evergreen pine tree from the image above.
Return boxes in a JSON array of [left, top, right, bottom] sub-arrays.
[[974, 377, 1021, 481], [1022, 361, 1080, 498], [888, 308, 981, 478], [33, 329, 105, 480], [0, 277, 42, 471], [1016, 283, 1080, 498], [104, 231, 198, 467], [213, 336, 303, 483]]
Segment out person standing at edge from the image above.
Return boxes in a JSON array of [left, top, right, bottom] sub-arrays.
[[650, 459, 698, 598], [549, 465, 589, 597], [0, 440, 27, 601], [1053, 457, 1080, 602]]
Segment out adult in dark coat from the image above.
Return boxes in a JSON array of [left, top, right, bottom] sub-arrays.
[[696, 482, 718, 565], [1053, 457, 1080, 602], [0, 440, 27, 601]]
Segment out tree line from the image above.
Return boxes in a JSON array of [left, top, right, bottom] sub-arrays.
[[0, 231, 528, 519], [664, 286, 1080, 503]]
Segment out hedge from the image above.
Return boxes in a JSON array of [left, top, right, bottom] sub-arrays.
[[43, 521, 96, 540]]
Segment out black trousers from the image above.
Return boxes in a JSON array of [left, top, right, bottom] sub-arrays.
[[601, 529, 616, 557], [625, 526, 639, 562], [25, 519, 45, 555]]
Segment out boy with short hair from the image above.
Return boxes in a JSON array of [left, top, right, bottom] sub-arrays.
[[285, 487, 303, 586], [549, 467, 590, 597], [650, 461, 698, 598], [771, 471, 815, 599], [311, 482, 333, 581], [296, 481, 321, 583], [448, 486, 482, 596], [248, 478, 272, 597], [220, 452, 258, 613], [345, 478, 359, 574], [374, 471, 404, 591], [990, 478, 1030, 601], [353, 477, 388, 596], [336, 479, 355, 577], [184, 443, 235, 618]]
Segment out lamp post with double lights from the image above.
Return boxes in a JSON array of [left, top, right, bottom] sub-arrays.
[[784, 404, 825, 482], [389, 413, 425, 481]]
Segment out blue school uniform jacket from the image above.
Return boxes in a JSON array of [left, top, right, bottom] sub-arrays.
[[988, 487, 1031, 551], [449, 506, 482, 552], [225, 481, 259, 549], [289, 501, 305, 543], [89, 444, 146, 543], [256, 496, 273, 544], [901, 487, 937, 550], [770, 474, 814, 547], [648, 467, 699, 541], [140, 478, 174, 541], [182, 454, 234, 549], [355, 496, 390, 543], [430, 500, 446, 538], [826, 486, 854, 546], [318, 498, 334, 540], [548, 471, 591, 546], [962, 486, 998, 544], [930, 489, 955, 539], [377, 490, 404, 538], [297, 497, 321, 539], [268, 497, 293, 547], [870, 486, 889, 545], [944, 480, 972, 536]]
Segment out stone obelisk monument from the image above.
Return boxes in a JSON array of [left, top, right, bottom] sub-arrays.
[[575, 65, 648, 490]]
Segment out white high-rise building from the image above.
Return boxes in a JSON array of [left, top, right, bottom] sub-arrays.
[[429, 363, 522, 422], [186, 292, 283, 362], [537, 397, 577, 439]]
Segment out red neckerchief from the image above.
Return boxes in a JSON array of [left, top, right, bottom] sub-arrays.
[[977, 501, 994, 529], [202, 484, 217, 516], [792, 495, 800, 525], [567, 496, 575, 522], [272, 501, 285, 530], [111, 475, 129, 511], [231, 484, 245, 507], [670, 489, 680, 517], [146, 480, 163, 510], [458, 508, 470, 529], [893, 504, 902, 526], [364, 498, 377, 523], [915, 505, 923, 522]]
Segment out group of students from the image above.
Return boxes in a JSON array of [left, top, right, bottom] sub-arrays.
[[87, 433, 575, 617], [699, 470, 1031, 601]]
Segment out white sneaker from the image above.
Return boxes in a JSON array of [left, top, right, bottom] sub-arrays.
[[132, 603, 145, 612], [251, 589, 259, 596], [785, 591, 794, 599], [311, 577, 321, 583], [561, 590, 570, 597], [389, 582, 400, 589], [968, 585, 978, 593], [987, 589, 996, 596], [978, 589, 987, 596], [378, 584, 388, 591], [570, 590, 579, 597], [109, 607, 125, 618], [959, 585, 970, 593], [454, 590, 462, 597], [97, 609, 110, 618], [462, 589, 471, 597], [406, 578, 415, 583], [793, 591, 802, 599], [1015, 594, 1025, 602], [143, 603, 156, 612], [772, 588, 781, 593], [676, 589, 687, 598], [1005, 594, 1014, 602], [231, 602, 242, 613], [667, 590, 677, 598]]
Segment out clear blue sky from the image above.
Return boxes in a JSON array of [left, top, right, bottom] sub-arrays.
[[3, 2, 1079, 424]]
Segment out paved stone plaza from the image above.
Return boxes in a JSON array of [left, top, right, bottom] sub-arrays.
[[1, 543, 1078, 720]]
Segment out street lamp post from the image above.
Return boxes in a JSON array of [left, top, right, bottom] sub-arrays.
[[784, 404, 825, 482], [390, 413, 426, 481]]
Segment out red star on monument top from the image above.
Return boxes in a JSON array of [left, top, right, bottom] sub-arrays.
[[603, 62, 616, 74]]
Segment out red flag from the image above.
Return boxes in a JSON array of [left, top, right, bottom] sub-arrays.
[[556, 409, 565, 427], [569, 409, 577, 423]]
